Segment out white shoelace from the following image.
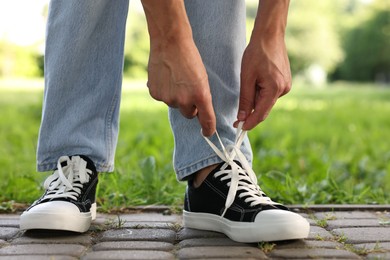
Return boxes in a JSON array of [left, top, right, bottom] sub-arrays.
[[202, 122, 276, 217], [42, 156, 92, 201]]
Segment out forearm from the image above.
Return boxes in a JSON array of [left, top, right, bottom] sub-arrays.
[[237, 0, 291, 130], [251, 0, 290, 41], [141, 0, 193, 43]]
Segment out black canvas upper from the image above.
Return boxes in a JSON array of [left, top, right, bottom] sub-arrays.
[[185, 162, 288, 222], [27, 155, 98, 214]]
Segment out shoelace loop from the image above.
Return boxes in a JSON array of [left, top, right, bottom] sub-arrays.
[[202, 122, 274, 217], [43, 156, 92, 201]]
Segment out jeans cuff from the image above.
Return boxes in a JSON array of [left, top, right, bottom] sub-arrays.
[[175, 155, 223, 181]]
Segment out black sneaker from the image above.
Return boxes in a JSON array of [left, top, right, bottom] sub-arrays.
[[20, 155, 98, 232], [183, 123, 310, 242]]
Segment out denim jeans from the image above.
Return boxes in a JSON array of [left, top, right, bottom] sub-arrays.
[[37, 0, 252, 181]]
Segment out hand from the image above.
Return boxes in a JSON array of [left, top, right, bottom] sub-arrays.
[[235, 36, 291, 130], [141, 0, 216, 136], [235, 0, 291, 130], [147, 37, 216, 136]]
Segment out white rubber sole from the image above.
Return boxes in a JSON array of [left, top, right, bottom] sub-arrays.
[[183, 209, 310, 243], [19, 203, 96, 233]]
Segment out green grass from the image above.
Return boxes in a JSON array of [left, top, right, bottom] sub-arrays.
[[0, 79, 389, 212], [252, 83, 390, 205]]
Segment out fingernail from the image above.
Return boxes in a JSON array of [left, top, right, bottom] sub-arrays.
[[237, 110, 246, 121]]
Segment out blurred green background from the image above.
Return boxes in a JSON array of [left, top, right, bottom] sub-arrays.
[[0, 0, 389, 211], [1, 0, 389, 83]]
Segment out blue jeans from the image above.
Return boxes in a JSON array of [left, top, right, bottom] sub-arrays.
[[37, 0, 252, 181]]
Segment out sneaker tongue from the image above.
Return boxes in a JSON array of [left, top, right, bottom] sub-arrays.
[[208, 160, 244, 180], [211, 160, 276, 210], [59, 160, 68, 168], [78, 155, 97, 173], [57, 155, 95, 174], [211, 160, 243, 173], [206, 162, 230, 184]]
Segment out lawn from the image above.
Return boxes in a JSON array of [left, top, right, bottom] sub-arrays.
[[0, 79, 389, 212]]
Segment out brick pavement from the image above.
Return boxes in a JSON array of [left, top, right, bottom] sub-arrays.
[[0, 206, 389, 259]]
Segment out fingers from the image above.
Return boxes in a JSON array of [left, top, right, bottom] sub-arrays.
[[236, 70, 256, 128], [175, 97, 216, 136], [179, 105, 198, 119], [196, 95, 216, 137], [178, 97, 216, 136], [149, 80, 216, 136], [243, 86, 278, 130], [236, 76, 288, 131]]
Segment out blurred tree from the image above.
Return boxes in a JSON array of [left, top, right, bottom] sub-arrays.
[[286, 1, 346, 82], [1, 0, 387, 83], [334, 0, 390, 82]]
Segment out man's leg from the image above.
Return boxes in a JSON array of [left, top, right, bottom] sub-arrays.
[[20, 0, 129, 232], [173, 1, 310, 243], [170, 0, 251, 180], [37, 0, 129, 173]]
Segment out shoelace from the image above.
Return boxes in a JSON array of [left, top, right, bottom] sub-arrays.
[[42, 156, 92, 201], [202, 122, 276, 217]]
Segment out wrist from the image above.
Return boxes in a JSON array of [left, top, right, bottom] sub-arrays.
[[141, 0, 193, 44], [251, 0, 289, 40]]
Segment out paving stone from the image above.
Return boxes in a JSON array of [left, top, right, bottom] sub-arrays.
[[269, 248, 360, 259], [0, 215, 20, 227], [93, 241, 174, 251], [177, 246, 266, 259], [304, 217, 318, 226], [297, 213, 317, 225], [100, 229, 176, 243], [366, 252, 390, 259], [92, 214, 112, 225], [178, 237, 249, 248], [293, 204, 390, 211], [177, 228, 226, 241], [12, 230, 92, 245], [1, 210, 389, 259], [294, 212, 309, 217], [353, 242, 390, 251], [332, 227, 390, 243], [0, 227, 20, 240], [315, 211, 377, 220], [122, 221, 176, 229], [92, 214, 182, 231], [116, 213, 181, 223], [376, 211, 390, 218], [274, 239, 343, 249], [327, 218, 385, 229], [0, 256, 77, 260], [0, 215, 19, 219], [186, 259, 261, 260], [307, 226, 334, 240], [91, 219, 178, 231], [83, 250, 175, 260], [0, 244, 86, 256]]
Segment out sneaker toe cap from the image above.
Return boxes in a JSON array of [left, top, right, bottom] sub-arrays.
[[25, 200, 81, 215], [255, 209, 310, 240]]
